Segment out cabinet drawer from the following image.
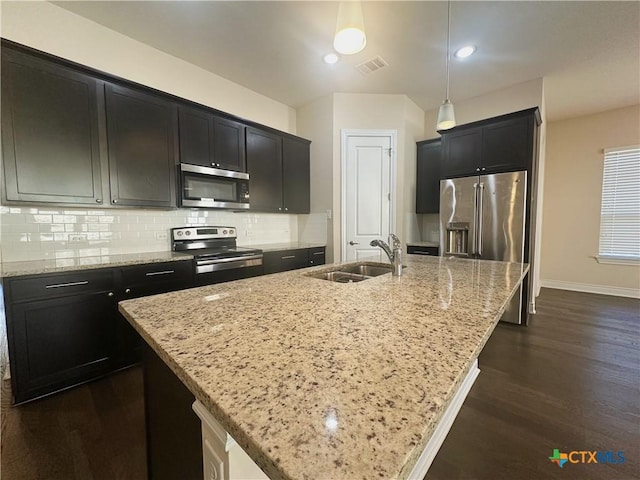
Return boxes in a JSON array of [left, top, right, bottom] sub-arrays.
[[7, 269, 114, 303], [407, 245, 439, 256], [120, 260, 192, 286], [308, 247, 326, 266], [263, 249, 309, 274]]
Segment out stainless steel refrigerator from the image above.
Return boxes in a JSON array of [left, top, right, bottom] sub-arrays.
[[439, 171, 527, 324]]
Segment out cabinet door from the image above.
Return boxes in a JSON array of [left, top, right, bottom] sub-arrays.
[[1, 49, 105, 205], [178, 106, 214, 168], [105, 83, 177, 208], [441, 128, 482, 178], [308, 247, 326, 266], [282, 136, 310, 213], [8, 290, 117, 403], [263, 249, 309, 274], [213, 117, 246, 172], [481, 116, 533, 174], [416, 140, 441, 214], [246, 127, 283, 212]]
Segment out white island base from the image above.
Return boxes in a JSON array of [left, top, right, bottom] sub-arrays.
[[192, 359, 480, 480]]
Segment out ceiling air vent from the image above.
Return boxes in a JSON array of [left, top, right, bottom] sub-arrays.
[[356, 55, 388, 75]]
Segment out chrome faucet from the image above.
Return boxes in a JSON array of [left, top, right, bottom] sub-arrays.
[[370, 234, 403, 276]]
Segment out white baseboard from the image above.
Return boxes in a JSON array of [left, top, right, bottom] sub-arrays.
[[540, 279, 640, 299]]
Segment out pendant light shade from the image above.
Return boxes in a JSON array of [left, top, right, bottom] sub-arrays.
[[334, 2, 367, 55], [437, 1, 456, 131], [437, 99, 456, 131]]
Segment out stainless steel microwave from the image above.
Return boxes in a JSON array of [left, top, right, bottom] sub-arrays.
[[179, 164, 250, 209]]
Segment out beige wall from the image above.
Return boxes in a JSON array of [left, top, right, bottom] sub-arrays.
[[0, 1, 303, 264], [0, 1, 296, 132], [540, 105, 640, 296]]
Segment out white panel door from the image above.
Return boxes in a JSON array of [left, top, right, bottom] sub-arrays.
[[345, 135, 392, 261]]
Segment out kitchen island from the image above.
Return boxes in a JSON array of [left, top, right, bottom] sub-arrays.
[[119, 254, 528, 480]]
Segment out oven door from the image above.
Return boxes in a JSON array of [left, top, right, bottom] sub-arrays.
[[180, 164, 250, 209]]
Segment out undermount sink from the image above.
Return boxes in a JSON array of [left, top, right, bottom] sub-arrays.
[[305, 262, 395, 283]]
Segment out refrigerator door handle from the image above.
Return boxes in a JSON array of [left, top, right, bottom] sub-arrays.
[[477, 182, 485, 256], [472, 182, 479, 255]]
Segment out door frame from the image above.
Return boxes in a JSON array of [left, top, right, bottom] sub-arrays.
[[340, 129, 398, 262]]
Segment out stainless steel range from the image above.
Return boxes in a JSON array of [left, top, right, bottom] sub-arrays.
[[171, 226, 263, 285]]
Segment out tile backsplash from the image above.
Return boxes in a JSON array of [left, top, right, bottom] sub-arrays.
[[0, 205, 302, 264]]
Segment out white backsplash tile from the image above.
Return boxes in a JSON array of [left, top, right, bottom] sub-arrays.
[[0, 205, 299, 263]]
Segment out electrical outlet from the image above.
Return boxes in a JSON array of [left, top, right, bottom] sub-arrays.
[[69, 234, 87, 243], [155, 232, 168, 240], [326, 209, 332, 220]]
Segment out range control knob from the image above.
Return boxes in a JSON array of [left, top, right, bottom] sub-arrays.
[[177, 231, 183, 236], [229, 229, 235, 235], [185, 230, 191, 236], [223, 229, 228, 234]]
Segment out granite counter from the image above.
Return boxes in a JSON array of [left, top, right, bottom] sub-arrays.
[[119, 255, 528, 480]]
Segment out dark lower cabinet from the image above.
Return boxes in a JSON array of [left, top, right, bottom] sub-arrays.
[[3, 260, 195, 404], [407, 245, 439, 256], [143, 344, 203, 480], [263, 246, 326, 274], [105, 83, 178, 208], [5, 270, 117, 404], [416, 139, 441, 214], [1, 48, 106, 205]]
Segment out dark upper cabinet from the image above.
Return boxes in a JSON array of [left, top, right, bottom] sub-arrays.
[[213, 117, 246, 172], [282, 136, 311, 214], [105, 83, 178, 208], [482, 116, 533, 173], [1, 49, 106, 205], [416, 139, 441, 214], [440, 128, 482, 179], [440, 108, 540, 179], [246, 127, 284, 212], [178, 106, 246, 172], [246, 127, 311, 214], [178, 106, 212, 167]]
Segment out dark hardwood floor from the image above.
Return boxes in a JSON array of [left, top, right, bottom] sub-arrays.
[[1, 288, 638, 480]]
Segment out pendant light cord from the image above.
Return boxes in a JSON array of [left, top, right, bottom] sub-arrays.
[[445, 0, 451, 100]]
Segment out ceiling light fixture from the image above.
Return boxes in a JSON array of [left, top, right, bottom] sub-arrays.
[[454, 45, 476, 59], [333, 2, 367, 55], [437, 0, 456, 131], [323, 53, 340, 65]]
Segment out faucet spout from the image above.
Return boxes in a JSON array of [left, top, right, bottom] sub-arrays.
[[370, 236, 403, 276]]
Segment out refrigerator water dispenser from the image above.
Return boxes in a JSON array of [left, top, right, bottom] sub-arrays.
[[446, 222, 469, 256]]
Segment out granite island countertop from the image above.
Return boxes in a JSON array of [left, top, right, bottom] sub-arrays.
[[119, 255, 528, 480]]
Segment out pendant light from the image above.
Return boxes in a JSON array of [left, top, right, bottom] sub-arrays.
[[437, 0, 456, 131], [333, 2, 367, 55]]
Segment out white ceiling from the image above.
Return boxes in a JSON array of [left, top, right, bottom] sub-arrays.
[[54, 1, 640, 121]]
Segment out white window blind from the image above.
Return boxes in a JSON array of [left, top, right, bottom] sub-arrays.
[[598, 145, 640, 263]]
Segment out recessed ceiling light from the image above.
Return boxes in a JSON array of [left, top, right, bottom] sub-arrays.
[[323, 53, 340, 65], [454, 45, 476, 59]]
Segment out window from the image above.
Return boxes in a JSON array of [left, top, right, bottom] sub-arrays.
[[597, 145, 640, 264]]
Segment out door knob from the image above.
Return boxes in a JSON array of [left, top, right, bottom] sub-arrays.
[[349, 241, 359, 246]]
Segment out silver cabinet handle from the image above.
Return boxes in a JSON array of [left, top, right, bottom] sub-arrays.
[[108, 292, 114, 297], [112, 199, 118, 204], [349, 241, 359, 246], [312, 251, 324, 256], [281, 255, 296, 260], [125, 288, 131, 294], [476, 167, 480, 172], [477, 183, 485, 256], [145, 270, 175, 276], [96, 198, 102, 203], [45, 281, 89, 289]]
